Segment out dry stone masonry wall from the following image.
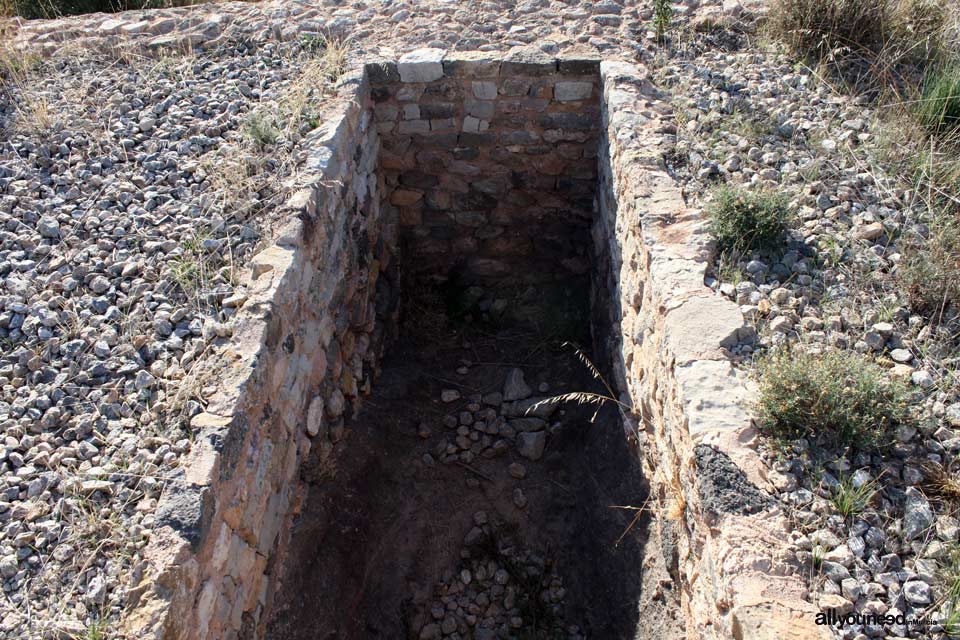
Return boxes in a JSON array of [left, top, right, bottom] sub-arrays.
[[368, 49, 603, 324], [122, 70, 396, 640], [593, 62, 829, 640], [121, 50, 827, 640]]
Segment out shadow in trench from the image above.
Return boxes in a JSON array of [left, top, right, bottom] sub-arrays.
[[266, 318, 660, 640]]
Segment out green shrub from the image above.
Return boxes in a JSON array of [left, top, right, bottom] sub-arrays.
[[652, 0, 672, 43], [242, 112, 280, 149], [705, 186, 791, 254], [917, 64, 960, 135], [899, 215, 960, 322], [755, 349, 910, 449]]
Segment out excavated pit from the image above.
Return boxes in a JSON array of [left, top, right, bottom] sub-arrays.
[[262, 56, 677, 639], [127, 53, 808, 640]]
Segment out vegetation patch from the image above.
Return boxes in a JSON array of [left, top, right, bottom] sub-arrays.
[[829, 473, 879, 518], [754, 348, 910, 449], [705, 185, 791, 254], [767, 0, 893, 63], [766, 0, 955, 91], [916, 63, 960, 136], [940, 543, 960, 608], [899, 213, 960, 325]]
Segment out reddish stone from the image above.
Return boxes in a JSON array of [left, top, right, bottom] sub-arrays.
[[390, 189, 423, 206]]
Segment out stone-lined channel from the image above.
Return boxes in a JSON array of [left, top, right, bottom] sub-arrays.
[[125, 51, 819, 640], [263, 50, 671, 639]]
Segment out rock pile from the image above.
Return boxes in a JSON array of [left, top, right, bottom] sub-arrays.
[[430, 368, 558, 467], [419, 510, 580, 640]]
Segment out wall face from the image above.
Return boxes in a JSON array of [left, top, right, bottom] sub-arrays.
[[593, 62, 828, 640], [122, 72, 398, 640], [367, 50, 602, 325]]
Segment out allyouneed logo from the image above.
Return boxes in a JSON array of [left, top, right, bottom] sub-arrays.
[[816, 609, 930, 632]]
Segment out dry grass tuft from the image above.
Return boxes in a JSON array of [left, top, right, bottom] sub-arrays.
[[899, 211, 960, 326], [766, 0, 958, 94], [0, 44, 56, 131], [919, 459, 960, 507], [524, 342, 633, 423]]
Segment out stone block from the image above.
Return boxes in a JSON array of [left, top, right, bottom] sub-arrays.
[[500, 130, 541, 145], [537, 111, 596, 131], [400, 171, 439, 189], [430, 118, 457, 133], [398, 48, 445, 83], [442, 52, 501, 78], [500, 49, 557, 76], [555, 81, 593, 102], [472, 81, 498, 100], [390, 189, 423, 206], [398, 119, 430, 135], [306, 396, 324, 437], [665, 295, 745, 365], [364, 60, 399, 84], [529, 81, 554, 99], [402, 103, 420, 120], [464, 99, 495, 120], [558, 58, 601, 75], [420, 102, 456, 119], [499, 78, 529, 96]]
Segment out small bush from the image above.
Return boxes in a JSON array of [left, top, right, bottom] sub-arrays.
[[242, 112, 280, 149], [899, 215, 960, 322], [755, 349, 910, 449], [917, 64, 960, 135], [705, 186, 791, 254], [652, 0, 672, 43]]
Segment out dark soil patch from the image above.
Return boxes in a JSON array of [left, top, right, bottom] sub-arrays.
[[266, 315, 673, 639]]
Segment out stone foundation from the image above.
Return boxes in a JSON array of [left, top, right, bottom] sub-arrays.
[[121, 51, 827, 640], [121, 69, 394, 640], [593, 62, 829, 640]]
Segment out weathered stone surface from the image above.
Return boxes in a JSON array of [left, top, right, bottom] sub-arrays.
[[695, 445, 772, 516], [398, 48, 445, 83], [665, 295, 747, 364], [516, 431, 546, 460], [554, 81, 593, 102]]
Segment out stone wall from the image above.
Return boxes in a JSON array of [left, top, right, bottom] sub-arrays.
[[121, 70, 398, 639], [593, 60, 829, 640], [368, 50, 602, 324], [121, 49, 831, 640]]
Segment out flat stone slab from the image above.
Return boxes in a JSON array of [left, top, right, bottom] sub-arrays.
[[398, 48, 445, 83], [555, 81, 593, 102]]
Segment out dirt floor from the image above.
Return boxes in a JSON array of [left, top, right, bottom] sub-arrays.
[[266, 306, 682, 639]]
